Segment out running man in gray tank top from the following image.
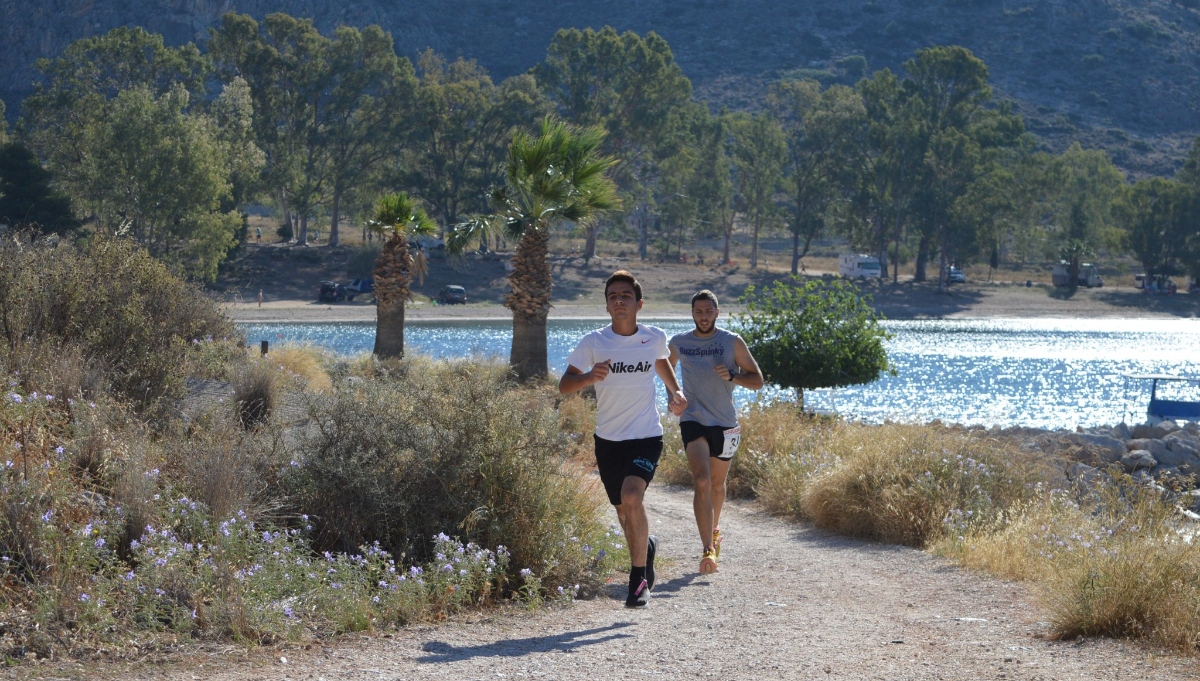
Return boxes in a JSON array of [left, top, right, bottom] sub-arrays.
[[667, 290, 763, 575]]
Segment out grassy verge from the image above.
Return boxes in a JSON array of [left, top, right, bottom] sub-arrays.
[[0, 236, 621, 662], [660, 401, 1200, 653]]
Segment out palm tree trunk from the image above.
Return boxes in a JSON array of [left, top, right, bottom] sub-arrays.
[[584, 222, 598, 260], [374, 301, 405, 358], [506, 227, 553, 381], [373, 234, 412, 359]]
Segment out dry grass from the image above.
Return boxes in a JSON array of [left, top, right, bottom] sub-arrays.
[[264, 344, 333, 393], [232, 360, 277, 428], [935, 472, 1200, 651], [690, 400, 1200, 653]]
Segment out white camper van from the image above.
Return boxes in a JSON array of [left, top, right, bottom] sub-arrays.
[[1051, 261, 1103, 288], [838, 254, 882, 279]]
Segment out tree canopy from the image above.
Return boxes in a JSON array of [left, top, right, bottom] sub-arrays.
[[738, 278, 893, 406]]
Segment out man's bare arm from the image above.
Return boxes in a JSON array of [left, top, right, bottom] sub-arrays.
[[559, 361, 610, 395], [655, 358, 688, 416], [732, 337, 764, 389], [714, 338, 765, 389]]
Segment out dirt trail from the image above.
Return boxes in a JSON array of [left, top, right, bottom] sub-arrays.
[[86, 484, 1194, 681]]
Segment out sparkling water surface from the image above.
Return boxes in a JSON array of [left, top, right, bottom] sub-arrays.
[[238, 318, 1200, 430]]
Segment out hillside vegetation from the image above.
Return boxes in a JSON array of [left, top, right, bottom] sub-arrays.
[[2, 0, 1198, 174]]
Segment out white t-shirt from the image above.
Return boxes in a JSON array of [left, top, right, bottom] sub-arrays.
[[565, 324, 670, 441]]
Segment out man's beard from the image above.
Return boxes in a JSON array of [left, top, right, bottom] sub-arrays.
[[694, 319, 714, 333]]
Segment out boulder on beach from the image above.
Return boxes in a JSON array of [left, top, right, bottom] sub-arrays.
[[1113, 422, 1132, 441], [1121, 450, 1157, 472], [1127, 438, 1169, 460], [1132, 422, 1176, 440], [1064, 433, 1127, 464], [1152, 443, 1200, 474]]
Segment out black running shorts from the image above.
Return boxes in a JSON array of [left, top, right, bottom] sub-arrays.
[[593, 434, 663, 506], [680, 420, 737, 461]]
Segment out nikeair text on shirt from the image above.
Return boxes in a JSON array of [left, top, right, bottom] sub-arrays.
[[609, 360, 655, 373]]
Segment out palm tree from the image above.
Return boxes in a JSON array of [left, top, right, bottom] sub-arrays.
[[449, 118, 619, 381], [370, 193, 436, 358]]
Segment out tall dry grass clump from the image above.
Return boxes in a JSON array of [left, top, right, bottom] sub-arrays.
[[790, 422, 1041, 547], [940, 473, 1200, 651], [266, 345, 333, 393]]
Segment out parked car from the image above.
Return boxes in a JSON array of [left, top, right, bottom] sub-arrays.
[[318, 281, 348, 303], [415, 236, 446, 251], [946, 266, 966, 284], [346, 278, 374, 300], [438, 285, 467, 304]]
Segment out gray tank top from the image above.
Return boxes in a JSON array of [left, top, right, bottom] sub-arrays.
[[670, 328, 740, 427]]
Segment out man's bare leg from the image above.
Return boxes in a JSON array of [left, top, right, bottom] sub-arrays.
[[710, 456, 733, 531], [685, 438, 715, 547], [615, 476, 649, 568]]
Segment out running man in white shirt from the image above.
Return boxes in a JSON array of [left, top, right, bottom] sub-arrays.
[[668, 290, 763, 574], [559, 271, 687, 608]]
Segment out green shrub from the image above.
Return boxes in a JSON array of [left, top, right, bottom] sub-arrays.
[[738, 277, 893, 407], [0, 235, 237, 408], [1127, 21, 1156, 41], [285, 358, 621, 595]]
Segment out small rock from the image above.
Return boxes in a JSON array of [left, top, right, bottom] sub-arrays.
[[1166, 430, 1200, 447], [1153, 465, 1186, 484], [1127, 438, 1169, 459], [1133, 422, 1176, 440], [1185, 421, 1200, 435], [1153, 444, 1200, 474], [1160, 420, 1182, 435], [1112, 422, 1132, 440], [1121, 450, 1157, 472], [1065, 433, 1126, 463]]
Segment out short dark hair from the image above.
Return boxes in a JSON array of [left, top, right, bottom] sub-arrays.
[[691, 290, 719, 308], [605, 270, 642, 301]]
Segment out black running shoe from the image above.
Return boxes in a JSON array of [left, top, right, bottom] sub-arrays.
[[625, 577, 649, 608], [646, 535, 658, 592]]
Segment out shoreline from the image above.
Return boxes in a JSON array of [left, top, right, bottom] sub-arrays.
[[221, 296, 1200, 324]]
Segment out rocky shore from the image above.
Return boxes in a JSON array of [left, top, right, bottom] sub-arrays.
[[1007, 419, 1200, 508]]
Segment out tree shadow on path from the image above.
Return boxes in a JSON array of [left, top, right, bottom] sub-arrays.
[[418, 622, 636, 663]]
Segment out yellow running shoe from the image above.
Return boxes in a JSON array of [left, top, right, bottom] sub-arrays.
[[699, 547, 718, 574], [712, 528, 723, 559]]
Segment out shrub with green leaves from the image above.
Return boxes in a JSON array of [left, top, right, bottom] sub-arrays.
[[0, 235, 237, 407], [738, 277, 892, 406], [285, 357, 622, 596]]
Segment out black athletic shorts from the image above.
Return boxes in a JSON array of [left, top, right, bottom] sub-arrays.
[[593, 434, 663, 506], [680, 420, 737, 461]]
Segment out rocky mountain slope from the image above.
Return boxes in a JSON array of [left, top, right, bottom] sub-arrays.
[[4, 0, 1199, 175]]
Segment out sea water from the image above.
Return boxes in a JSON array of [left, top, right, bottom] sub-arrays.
[[238, 318, 1200, 430]]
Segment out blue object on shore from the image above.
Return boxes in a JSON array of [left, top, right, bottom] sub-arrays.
[[1124, 374, 1200, 423]]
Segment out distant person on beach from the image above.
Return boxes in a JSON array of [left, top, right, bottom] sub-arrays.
[[255, 226, 262, 243], [559, 270, 687, 608], [257, 289, 263, 307], [668, 290, 763, 574]]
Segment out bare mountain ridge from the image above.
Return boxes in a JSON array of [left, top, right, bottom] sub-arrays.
[[4, 0, 1199, 175]]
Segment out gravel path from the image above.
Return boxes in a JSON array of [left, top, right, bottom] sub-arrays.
[[78, 484, 1198, 680]]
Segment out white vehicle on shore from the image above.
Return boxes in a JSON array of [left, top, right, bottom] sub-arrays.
[[838, 254, 882, 279]]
